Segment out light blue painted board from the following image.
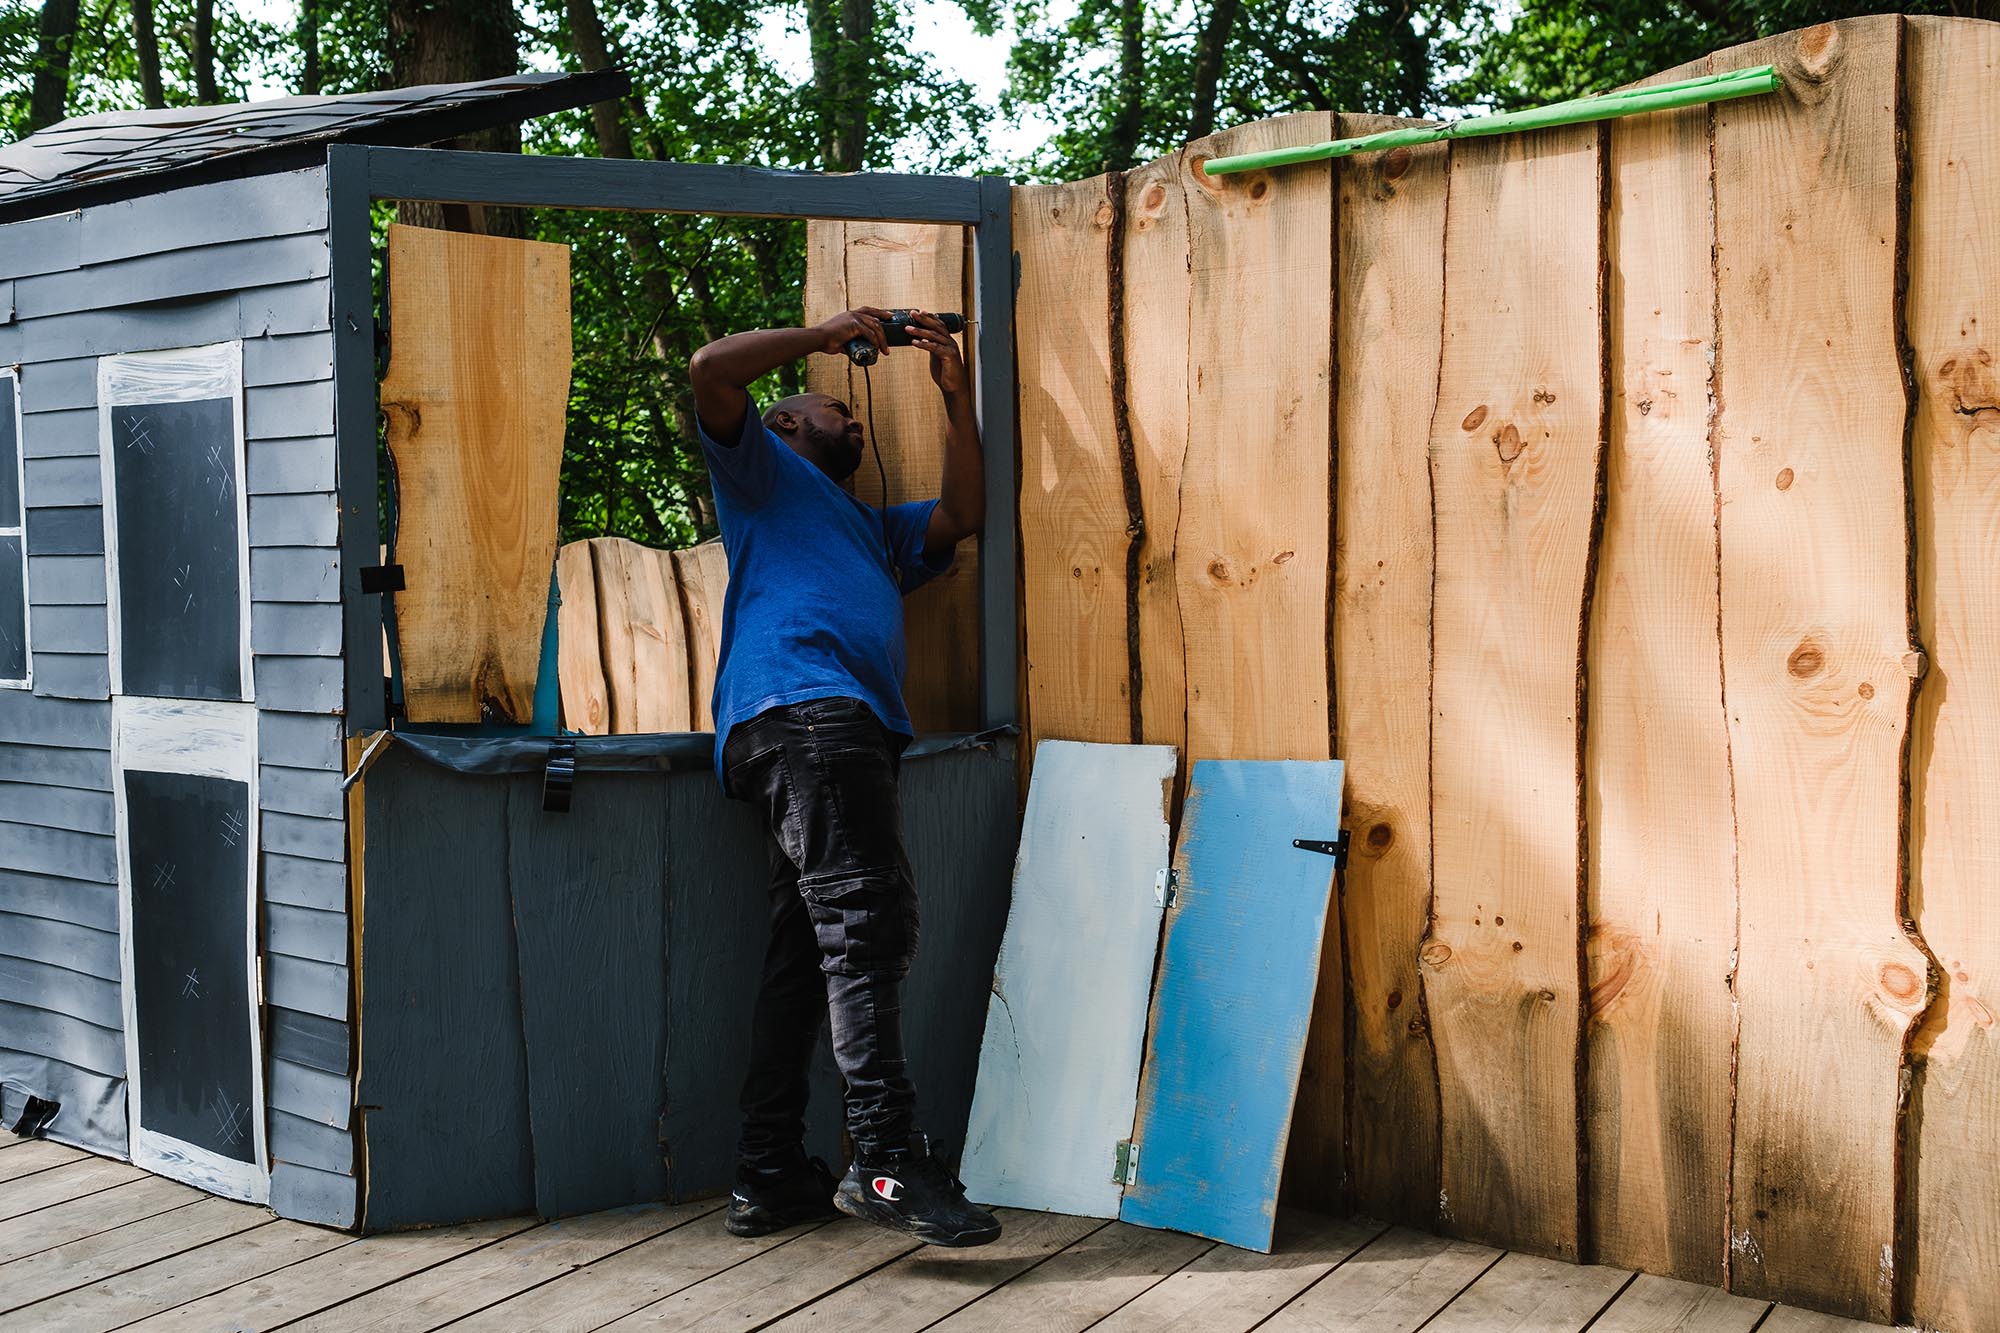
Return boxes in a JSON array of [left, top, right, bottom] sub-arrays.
[[1118, 758, 1345, 1253], [959, 740, 1176, 1218]]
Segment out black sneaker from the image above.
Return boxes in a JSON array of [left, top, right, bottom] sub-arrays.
[[724, 1148, 842, 1237], [834, 1135, 1002, 1248]]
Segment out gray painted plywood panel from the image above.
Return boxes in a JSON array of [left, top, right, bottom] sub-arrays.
[[19, 408, 96, 458], [249, 493, 338, 548], [0, 283, 328, 363], [78, 168, 330, 266], [251, 547, 339, 603], [270, 1160, 358, 1228], [1, 911, 119, 978], [0, 690, 108, 747], [258, 711, 342, 770], [0, 998, 122, 1075], [14, 232, 331, 321], [24, 506, 104, 557], [264, 852, 345, 912], [267, 952, 347, 1020], [271, 1053, 351, 1128], [267, 901, 348, 965], [0, 870, 117, 931], [0, 819, 117, 882], [0, 742, 110, 790], [246, 381, 336, 442], [22, 455, 98, 507], [0, 212, 81, 277], [253, 602, 342, 657], [18, 360, 94, 414], [238, 281, 333, 340], [244, 333, 334, 388], [31, 653, 111, 701], [28, 555, 107, 606], [0, 953, 121, 1030], [248, 438, 337, 496], [0, 1050, 124, 1152], [259, 763, 342, 819], [29, 603, 107, 654], [0, 781, 113, 834], [271, 1008, 349, 1077], [271, 1106, 353, 1173], [255, 656, 343, 713]]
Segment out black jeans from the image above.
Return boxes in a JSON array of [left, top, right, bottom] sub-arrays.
[[722, 696, 920, 1167]]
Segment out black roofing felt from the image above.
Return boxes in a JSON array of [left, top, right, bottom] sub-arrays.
[[0, 68, 629, 223]]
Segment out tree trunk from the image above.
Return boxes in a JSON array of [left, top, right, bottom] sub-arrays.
[[26, 0, 81, 132], [1103, 0, 1145, 171], [806, 0, 873, 171], [389, 0, 522, 233], [564, 0, 634, 160], [1188, 0, 1241, 141], [300, 0, 321, 94], [132, 0, 165, 107], [194, 0, 218, 102]]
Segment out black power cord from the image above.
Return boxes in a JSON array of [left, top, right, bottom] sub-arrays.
[[860, 361, 895, 575]]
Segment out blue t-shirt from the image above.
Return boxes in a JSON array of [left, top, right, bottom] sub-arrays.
[[699, 401, 952, 775]]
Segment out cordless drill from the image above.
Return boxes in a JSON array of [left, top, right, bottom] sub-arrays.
[[844, 310, 967, 365]]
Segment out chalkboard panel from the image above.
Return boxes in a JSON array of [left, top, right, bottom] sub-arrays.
[[125, 767, 256, 1164], [0, 535, 23, 683], [0, 372, 18, 521], [109, 398, 243, 699]]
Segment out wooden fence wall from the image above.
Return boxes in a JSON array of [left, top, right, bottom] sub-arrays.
[[555, 536, 726, 735], [994, 15, 1998, 1329]]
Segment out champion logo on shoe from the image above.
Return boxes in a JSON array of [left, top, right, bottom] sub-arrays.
[[871, 1175, 904, 1201]]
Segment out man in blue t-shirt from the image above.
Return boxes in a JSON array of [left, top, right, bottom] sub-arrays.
[[688, 307, 1000, 1248]]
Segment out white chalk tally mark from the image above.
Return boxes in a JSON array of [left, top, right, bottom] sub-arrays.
[[171, 564, 196, 616], [181, 968, 200, 999], [204, 442, 234, 507], [209, 1087, 249, 1146], [219, 810, 246, 848], [150, 861, 177, 894], [125, 415, 157, 456]]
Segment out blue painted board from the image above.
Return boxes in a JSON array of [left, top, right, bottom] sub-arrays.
[[1117, 758, 1345, 1252]]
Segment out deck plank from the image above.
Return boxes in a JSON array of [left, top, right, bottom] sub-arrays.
[[286, 1201, 719, 1331], [0, 1139, 85, 1182], [601, 1218, 920, 1328], [931, 1220, 1213, 1331], [1588, 1271, 1770, 1332], [765, 1209, 1106, 1331], [122, 1215, 533, 1329], [0, 1156, 148, 1222], [1756, 1308, 1886, 1333], [1094, 1212, 1387, 1332], [0, 1198, 264, 1315], [1422, 1249, 1632, 1331], [2, 1217, 352, 1331], [1262, 1225, 1500, 1332], [0, 1175, 202, 1265]]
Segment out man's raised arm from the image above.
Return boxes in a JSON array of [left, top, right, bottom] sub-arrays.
[[903, 312, 984, 558], [689, 310, 892, 442]]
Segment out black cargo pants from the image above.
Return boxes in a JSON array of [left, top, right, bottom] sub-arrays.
[[721, 695, 920, 1167]]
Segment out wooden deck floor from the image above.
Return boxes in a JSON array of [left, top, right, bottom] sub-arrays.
[[0, 1137, 1897, 1332]]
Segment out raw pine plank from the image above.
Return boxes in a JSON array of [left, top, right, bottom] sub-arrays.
[[1711, 18, 1928, 1320], [1904, 17, 2000, 1333], [1261, 1226, 1500, 1333], [1328, 115, 1447, 1224], [0, 1138, 84, 1181], [1093, 1212, 1385, 1332], [284, 1202, 718, 1331], [1421, 121, 1603, 1260], [380, 223, 569, 724], [763, 1209, 1105, 1331], [959, 741, 1175, 1217], [0, 1198, 266, 1315], [7, 1217, 351, 1330], [0, 1177, 198, 1266], [1014, 174, 1130, 752], [1755, 1306, 1884, 1333], [447, 1204, 778, 1330], [0, 1156, 147, 1222], [119, 1217, 533, 1329], [1121, 150, 1191, 760], [590, 536, 640, 734], [673, 540, 728, 730], [1178, 113, 1335, 772], [930, 1220, 1212, 1330], [601, 1219, 918, 1328], [1586, 57, 1735, 1284], [813, 220, 980, 733], [556, 540, 610, 735], [1588, 1271, 1769, 1333], [1422, 1250, 1631, 1331]]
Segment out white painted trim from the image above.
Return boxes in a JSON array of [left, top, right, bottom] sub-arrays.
[[133, 1127, 269, 1206], [114, 696, 258, 779], [0, 367, 27, 691], [97, 342, 253, 702]]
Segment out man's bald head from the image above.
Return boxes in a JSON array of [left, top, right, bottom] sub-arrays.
[[763, 392, 864, 481]]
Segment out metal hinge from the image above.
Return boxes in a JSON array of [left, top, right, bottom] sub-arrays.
[[1154, 867, 1177, 908], [1293, 832, 1351, 869], [1113, 1138, 1140, 1186]]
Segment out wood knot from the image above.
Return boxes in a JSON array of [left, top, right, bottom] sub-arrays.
[[1383, 148, 1412, 181], [1904, 649, 1929, 679], [1272, 549, 1295, 565], [1796, 22, 1839, 75], [1141, 182, 1167, 212], [1493, 423, 1524, 464], [1532, 387, 1556, 404], [1461, 405, 1489, 432], [1364, 823, 1393, 853], [1880, 963, 1922, 1003], [1419, 941, 1453, 968], [1386, 989, 1403, 1010], [1775, 467, 1794, 491], [1512, 941, 1524, 952], [1207, 558, 1231, 584], [1857, 681, 1875, 700], [1249, 178, 1270, 200], [1787, 640, 1825, 678], [1092, 201, 1114, 229], [1538, 989, 1558, 1003]]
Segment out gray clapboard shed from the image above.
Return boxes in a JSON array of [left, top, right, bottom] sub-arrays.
[[0, 75, 1019, 1232]]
